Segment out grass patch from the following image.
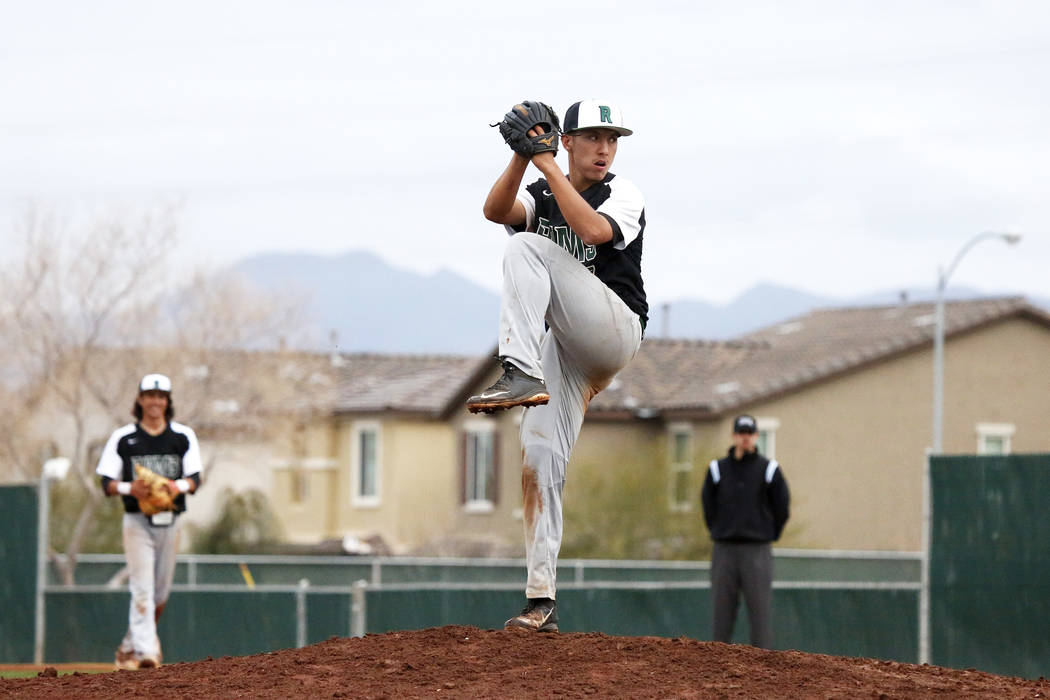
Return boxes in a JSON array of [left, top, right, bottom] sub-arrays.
[[1, 666, 111, 679]]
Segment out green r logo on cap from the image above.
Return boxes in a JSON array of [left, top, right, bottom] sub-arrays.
[[599, 106, 612, 124]]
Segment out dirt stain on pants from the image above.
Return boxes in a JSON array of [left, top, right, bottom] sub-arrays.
[[521, 464, 543, 536]]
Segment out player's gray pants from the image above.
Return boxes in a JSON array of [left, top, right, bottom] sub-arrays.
[[710, 540, 774, 648], [117, 513, 180, 658], [500, 232, 642, 600]]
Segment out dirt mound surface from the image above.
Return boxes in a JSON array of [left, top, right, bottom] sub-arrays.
[[3, 625, 1047, 699]]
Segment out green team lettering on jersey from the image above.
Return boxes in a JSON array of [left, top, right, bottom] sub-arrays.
[[536, 217, 597, 264], [599, 106, 612, 123]]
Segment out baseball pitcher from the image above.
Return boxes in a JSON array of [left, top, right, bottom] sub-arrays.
[[469, 99, 648, 632]]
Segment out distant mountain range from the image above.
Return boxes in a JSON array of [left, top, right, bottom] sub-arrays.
[[232, 251, 1048, 354]]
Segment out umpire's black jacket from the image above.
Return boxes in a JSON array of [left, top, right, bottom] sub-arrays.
[[701, 446, 790, 543]]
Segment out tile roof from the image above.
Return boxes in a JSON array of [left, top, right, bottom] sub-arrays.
[[333, 352, 487, 416], [590, 297, 1049, 416], [328, 297, 1048, 419]]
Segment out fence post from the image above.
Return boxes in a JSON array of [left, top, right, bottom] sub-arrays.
[[296, 578, 309, 648], [33, 474, 51, 665], [351, 580, 367, 638], [919, 450, 931, 664]]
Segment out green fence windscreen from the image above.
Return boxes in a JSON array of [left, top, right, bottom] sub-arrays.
[[44, 591, 301, 663], [3, 480, 923, 666], [362, 587, 917, 660], [0, 485, 38, 663], [930, 453, 1050, 678]]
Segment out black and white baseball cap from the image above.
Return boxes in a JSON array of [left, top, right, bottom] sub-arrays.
[[139, 373, 172, 393], [733, 414, 758, 434], [562, 99, 633, 136]]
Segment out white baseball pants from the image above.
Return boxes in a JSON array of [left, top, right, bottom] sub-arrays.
[[117, 513, 180, 659], [499, 232, 642, 600]]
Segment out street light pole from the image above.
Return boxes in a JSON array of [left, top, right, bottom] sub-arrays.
[[35, 457, 71, 665], [931, 232, 1021, 453]]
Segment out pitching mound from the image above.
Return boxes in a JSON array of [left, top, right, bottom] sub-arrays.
[[3, 625, 1046, 699]]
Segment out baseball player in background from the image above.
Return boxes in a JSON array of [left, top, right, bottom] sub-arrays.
[[469, 99, 647, 632], [96, 373, 202, 669]]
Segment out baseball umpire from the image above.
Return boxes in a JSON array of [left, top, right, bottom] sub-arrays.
[[470, 99, 647, 632], [96, 373, 202, 669], [701, 414, 790, 648]]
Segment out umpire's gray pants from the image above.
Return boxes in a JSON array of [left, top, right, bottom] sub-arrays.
[[711, 540, 774, 648]]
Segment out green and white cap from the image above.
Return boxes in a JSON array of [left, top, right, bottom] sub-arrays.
[[562, 100, 632, 136], [139, 373, 172, 393]]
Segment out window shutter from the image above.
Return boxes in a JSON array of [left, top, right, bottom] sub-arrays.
[[459, 432, 467, 505], [490, 429, 501, 505]]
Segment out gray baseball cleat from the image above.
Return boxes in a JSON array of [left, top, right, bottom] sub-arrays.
[[467, 360, 550, 413], [505, 597, 559, 632]]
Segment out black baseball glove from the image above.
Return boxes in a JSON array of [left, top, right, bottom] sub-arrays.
[[493, 101, 562, 157]]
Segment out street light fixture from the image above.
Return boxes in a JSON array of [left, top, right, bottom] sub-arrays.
[[931, 231, 1022, 453]]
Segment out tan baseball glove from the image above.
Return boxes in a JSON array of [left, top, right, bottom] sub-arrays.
[[134, 463, 176, 516]]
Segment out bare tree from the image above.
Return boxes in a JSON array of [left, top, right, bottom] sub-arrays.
[[0, 202, 326, 584]]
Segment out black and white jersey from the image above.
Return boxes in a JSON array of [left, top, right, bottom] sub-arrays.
[[96, 421, 203, 514], [508, 173, 648, 327]]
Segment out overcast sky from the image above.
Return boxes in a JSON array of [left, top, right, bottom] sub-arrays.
[[2, 0, 1047, 305]]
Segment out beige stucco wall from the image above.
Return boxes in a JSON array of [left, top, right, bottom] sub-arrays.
[[938, 318, 1050, 454], [730, 317, 1050, 552], [268, 419, 340, 543], [330, 416, 452, 551]]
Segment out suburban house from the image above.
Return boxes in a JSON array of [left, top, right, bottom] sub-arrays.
[[266, 297, 1050, 556]]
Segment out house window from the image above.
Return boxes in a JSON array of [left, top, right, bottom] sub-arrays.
[[756, 417, 780, 459], [463, 420, 497, 512], [976, 423, 1015, 455], [669, 422, 693, 512], [352, 422, 381, 507]]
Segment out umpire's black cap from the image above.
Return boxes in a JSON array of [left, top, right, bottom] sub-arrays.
[[733, 414, 758, 434]]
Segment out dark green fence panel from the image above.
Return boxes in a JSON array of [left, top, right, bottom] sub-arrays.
[[34, 585, 918, 664], [44, 591, 127, 663], [366, 589, 523, 632], [306, 592, 353, 645], [561, 588, 707, 637], [364, 588, 708, 637], [773, 589, 918, 659], [362, 587, 917, 661], [44, 591, 300, 663], [164, 591, 300, 660], [930, 453, 1050, 678], [0, 485, 38, 662]]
